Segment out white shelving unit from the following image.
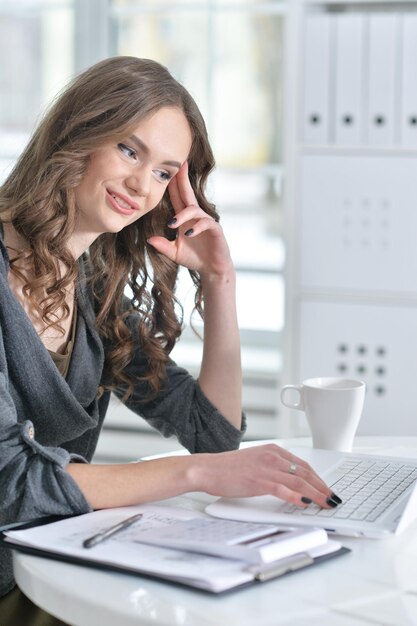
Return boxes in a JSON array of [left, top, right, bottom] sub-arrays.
[[281, 0, 417, 436]]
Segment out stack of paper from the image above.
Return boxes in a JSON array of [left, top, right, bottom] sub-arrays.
[[1, 504, 349, 594]]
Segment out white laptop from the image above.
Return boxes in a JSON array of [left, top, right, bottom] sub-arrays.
[[206, 448, 417, 538]]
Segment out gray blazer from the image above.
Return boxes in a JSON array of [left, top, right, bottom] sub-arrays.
[[0, 231, 245, 596]]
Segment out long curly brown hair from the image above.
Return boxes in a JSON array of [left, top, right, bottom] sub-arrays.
[[0, 56, 218, 398]]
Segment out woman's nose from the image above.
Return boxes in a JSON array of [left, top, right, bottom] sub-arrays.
[[125, 168, 151, 197]]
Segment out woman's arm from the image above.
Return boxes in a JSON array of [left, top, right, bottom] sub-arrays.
[[147, 162, 242, 429], [0, 374, 91, 523], [198, 267, 241, 429], [66, 443, 338, 510]]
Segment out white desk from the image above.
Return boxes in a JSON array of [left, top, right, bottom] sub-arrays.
[[12, 438, 417, 626]]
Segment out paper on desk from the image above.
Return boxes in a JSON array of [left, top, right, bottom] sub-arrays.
[[5, 504, 255, 592], [4, 504, 342, 593]]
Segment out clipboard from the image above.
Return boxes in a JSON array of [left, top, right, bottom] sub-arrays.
[[0, 509, 351, 595]]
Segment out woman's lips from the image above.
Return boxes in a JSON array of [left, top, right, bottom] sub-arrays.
[[106, 189, 140, 216]]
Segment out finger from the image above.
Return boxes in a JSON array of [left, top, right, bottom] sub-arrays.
[[181, 217, 219, 238], [283, 458, 332, 497], [166, 205, 213, 230], [273, 446, 330, 491], [254, 444, 332, 503], [267, 482, 316, 508], [168, 175, 184, 215], [146, 236, 177, 262], [176, 160, 198, 207], [276, 471, 337, 509], [261, 444, 335, 501]]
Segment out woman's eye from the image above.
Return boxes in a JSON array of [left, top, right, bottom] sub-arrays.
[[155, 169, 173, 183], [118, 143, 137, 159]]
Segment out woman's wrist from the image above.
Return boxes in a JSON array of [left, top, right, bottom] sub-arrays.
[[141, 454, 213, 499], [182, 453, 213, 494], [199, 265, 236, 288]]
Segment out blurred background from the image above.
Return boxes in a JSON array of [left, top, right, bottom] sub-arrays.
[[0, 0, 284, 459], [3, 0, 417, 459]]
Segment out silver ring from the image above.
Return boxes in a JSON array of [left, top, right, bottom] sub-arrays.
[[289, 462, 297, 475]]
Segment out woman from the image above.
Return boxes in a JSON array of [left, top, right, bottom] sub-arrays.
[[0, 56, 338, 622]]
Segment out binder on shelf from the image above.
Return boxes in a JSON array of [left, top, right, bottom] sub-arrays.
[[334, 13, 365, 145], [1, 503, 350, 595], [366, 13, 400, 146], [400, 14, 417, 146], [302, 13, 332, 145]]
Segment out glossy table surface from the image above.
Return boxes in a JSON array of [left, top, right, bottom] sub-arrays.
[[12, 437, 417, 626]]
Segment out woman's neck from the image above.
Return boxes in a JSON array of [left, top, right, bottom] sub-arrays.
[[2, 221, 90, 261], [2, 220, 77, 353]]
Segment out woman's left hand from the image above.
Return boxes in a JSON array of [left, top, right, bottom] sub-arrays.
[[147, 162, 233, 277]]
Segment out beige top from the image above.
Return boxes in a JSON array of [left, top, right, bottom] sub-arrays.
[[47, 306, 78, 378]]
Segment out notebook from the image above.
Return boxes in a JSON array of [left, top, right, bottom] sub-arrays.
[[206, 448, 417, 538]]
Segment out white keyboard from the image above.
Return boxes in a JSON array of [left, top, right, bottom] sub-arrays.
[[280, 458, 417, 522]]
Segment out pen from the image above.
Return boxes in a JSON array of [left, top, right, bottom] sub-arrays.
[[83, 513, 143, 549]]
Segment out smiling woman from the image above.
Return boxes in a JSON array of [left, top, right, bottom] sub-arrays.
[[0, 56, 335, 624], [72, 107, 192, 251]]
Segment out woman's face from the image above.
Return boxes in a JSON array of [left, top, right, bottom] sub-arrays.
[[72, 106, 192, 252]]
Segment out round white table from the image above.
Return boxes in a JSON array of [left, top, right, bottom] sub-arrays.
[[12, 437, 417, 626]]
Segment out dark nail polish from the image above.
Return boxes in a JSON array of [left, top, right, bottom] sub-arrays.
[[331, 492, 343, 504], [184, 228, 194, 237], [167, 217, 177, 226], [326, 497, 339, 508], [301, 496, 312, 504]]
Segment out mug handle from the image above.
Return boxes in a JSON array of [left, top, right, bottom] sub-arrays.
[[280, 385, 305, 411]]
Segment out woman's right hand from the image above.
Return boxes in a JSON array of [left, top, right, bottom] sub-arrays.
[[67, 443, 341, 510], [190, 444, 340, 509]]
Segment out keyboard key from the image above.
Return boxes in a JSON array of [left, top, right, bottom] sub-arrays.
[[278, 457, 417, 523]]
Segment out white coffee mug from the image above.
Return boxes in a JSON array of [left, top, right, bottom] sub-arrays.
[[280, 377, 366, 452]]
